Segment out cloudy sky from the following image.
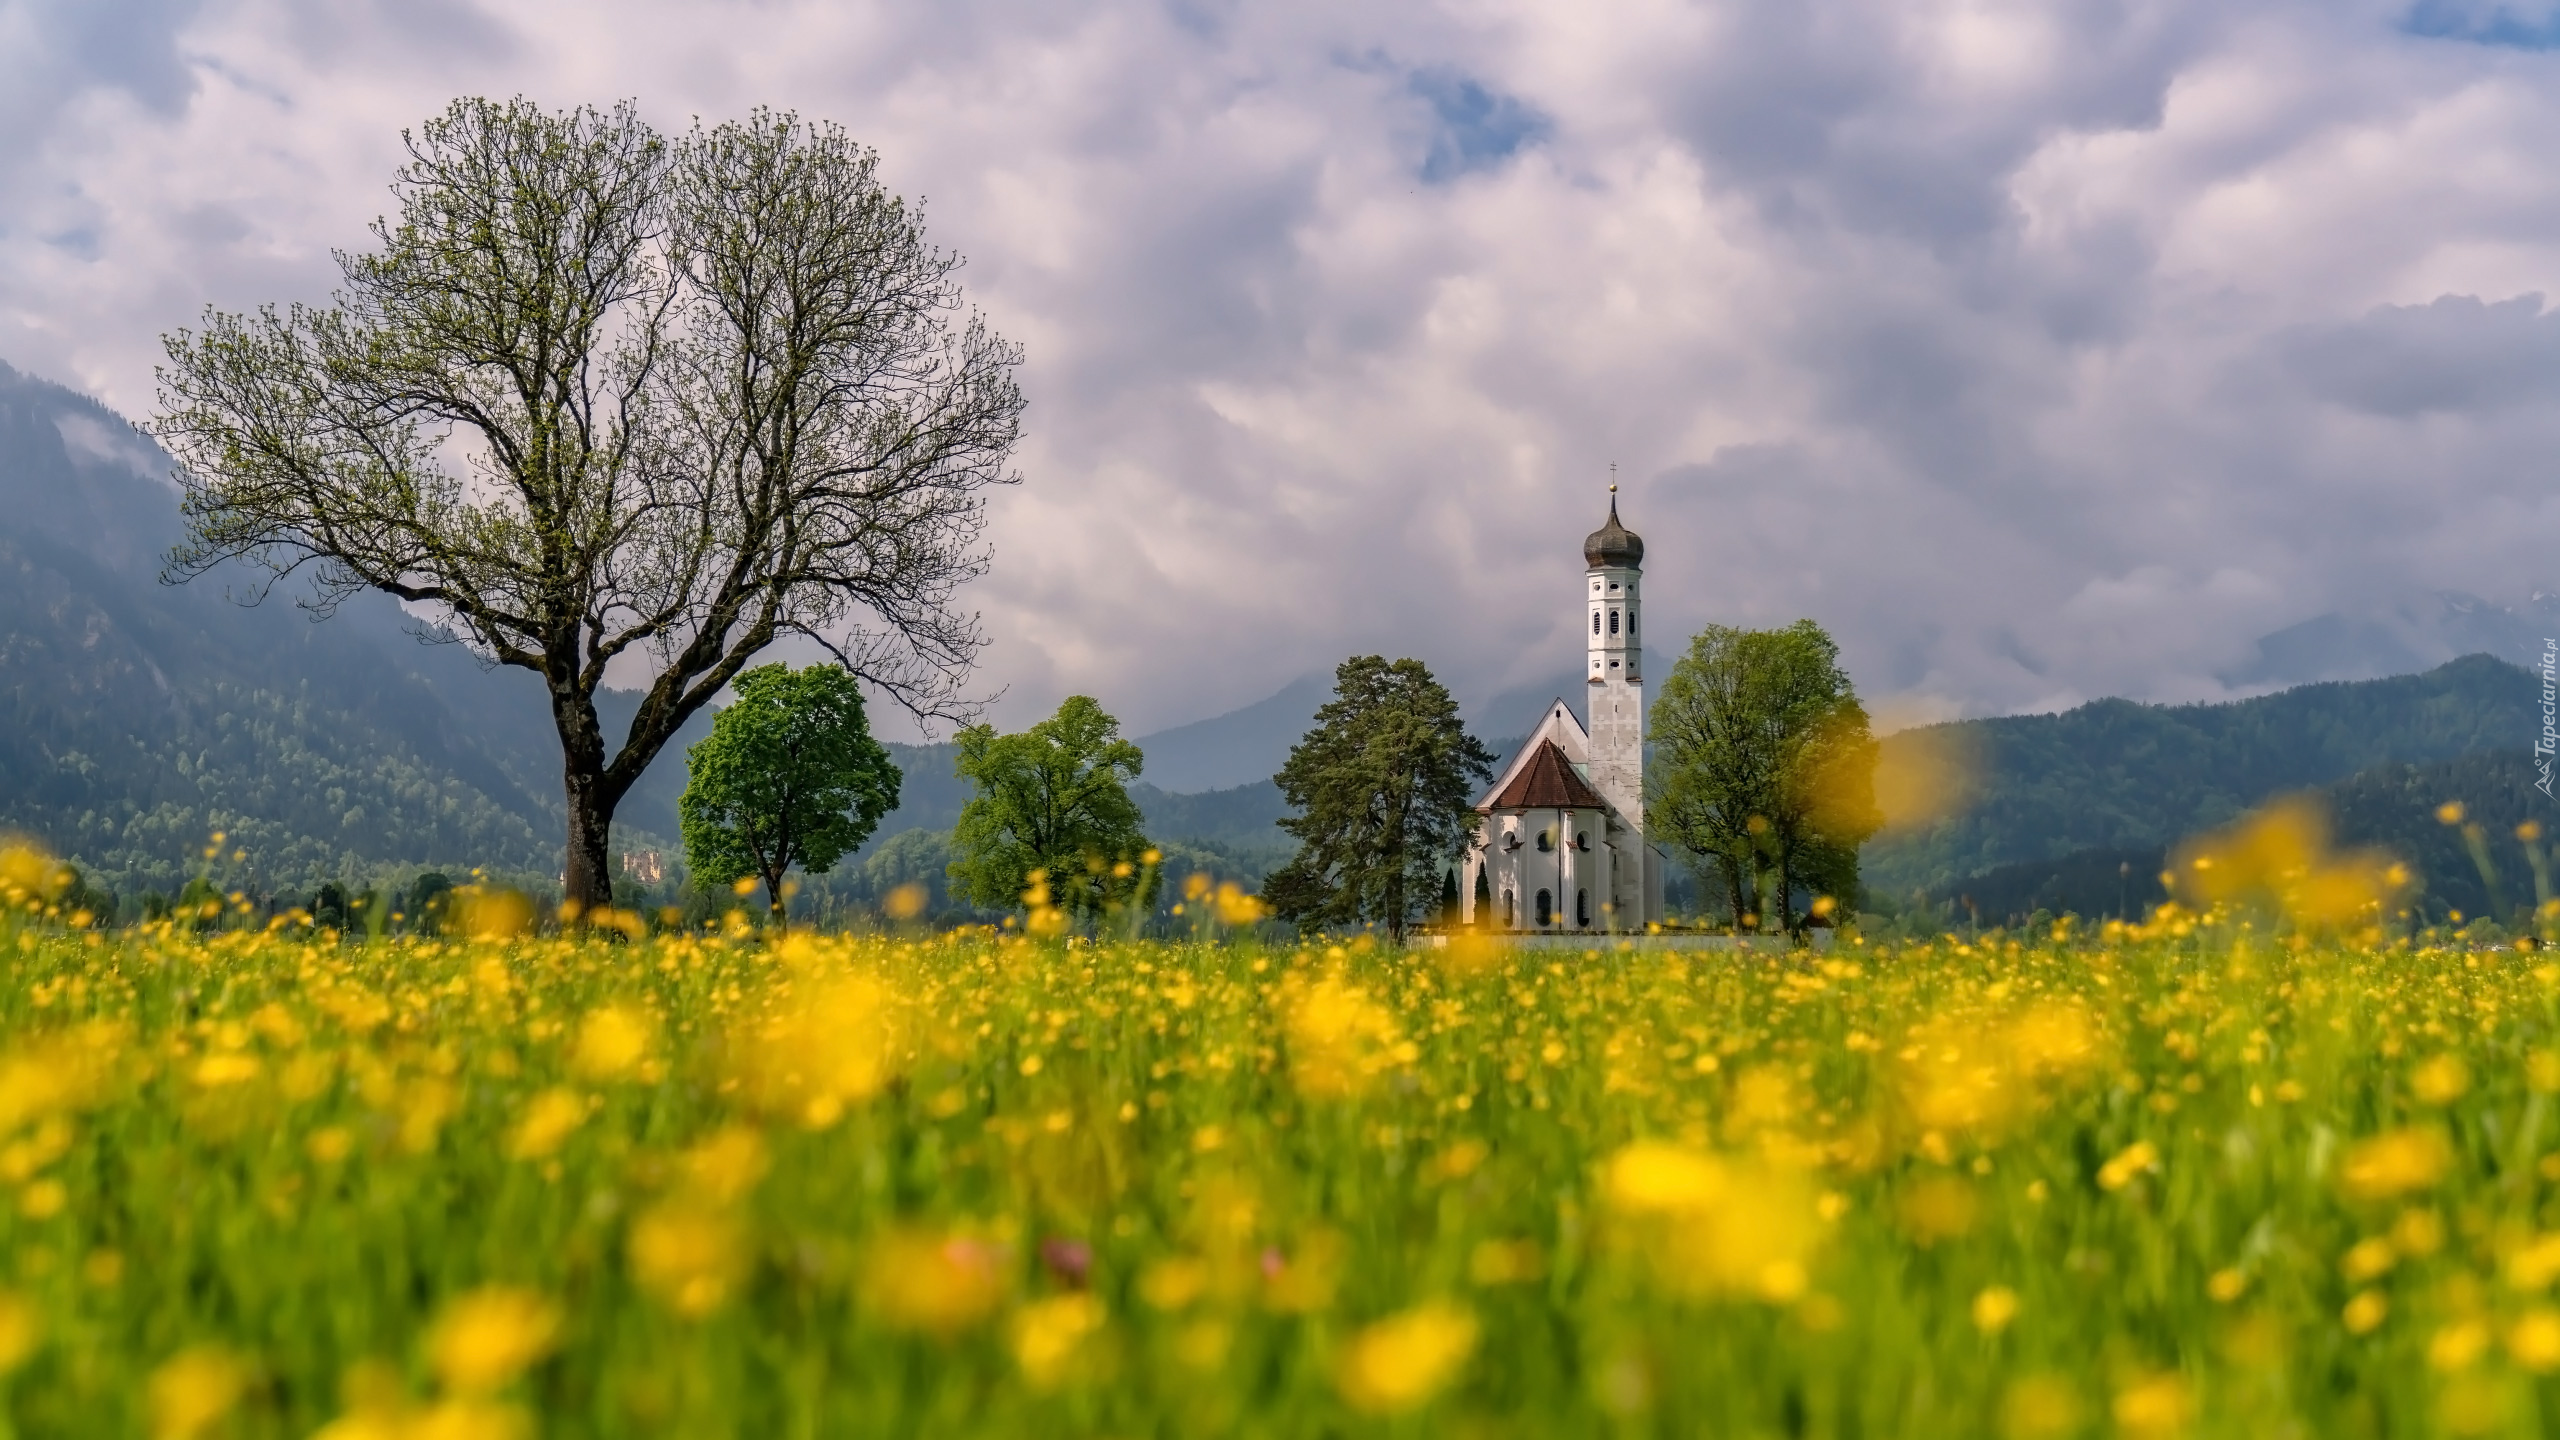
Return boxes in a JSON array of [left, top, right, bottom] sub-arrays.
[[5, 0, 2560, 738]]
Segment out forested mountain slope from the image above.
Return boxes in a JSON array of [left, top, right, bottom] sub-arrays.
[[0, 361, 710, 899], [1866, 654, 2538, 898], [1914, 749, 2552, 929]]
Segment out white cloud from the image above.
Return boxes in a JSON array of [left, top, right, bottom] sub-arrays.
[[3, 0, 2559, 743]]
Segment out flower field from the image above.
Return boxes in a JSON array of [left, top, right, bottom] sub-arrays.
[[0, 888, 2557, 1436]]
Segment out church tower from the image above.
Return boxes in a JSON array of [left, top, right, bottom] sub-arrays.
[[1583, 488, 1656, 923]]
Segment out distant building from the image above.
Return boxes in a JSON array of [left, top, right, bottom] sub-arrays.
[[1459, 491, 1665, 932]]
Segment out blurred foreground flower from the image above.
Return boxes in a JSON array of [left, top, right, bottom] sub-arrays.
[[2341, 1129, 2452, 1201], [1336, 1302, 1477, 1415], [628, 1205, 746, 1318], [1283, 974, 1409, 1100], [150, 1346, 249, 1440], [863, 1229, 1007, 1336], [1601, 1140, 1821, 1301], [449, 886, 533, 940], [429, 1287, 562, 1395], [1010, 1293, 1106, 1389], [2168, 796, 2406, 930], [732, 972, 902, 1127]]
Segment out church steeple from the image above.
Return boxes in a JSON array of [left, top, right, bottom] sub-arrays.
[[1583, 488, 1645, 570], [1582, 482, 1651, 925]]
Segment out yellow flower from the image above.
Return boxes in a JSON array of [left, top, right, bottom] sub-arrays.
[[2111, 1373, 2192, 1440], [2206, 1268, 2246, 1303], [1336, 1302, 1478, 1415], [505, 1088, 587, 1162], [2343, 1288, 2389, 1335], [1599, 1140, 1821, 1302], [1283, 974, 1405, 1100], [628, 1204, 746, 1318], [2410, 1055, 2470, 1106], [0, 1291, 41, 1374], [2339, 1236, 2396, 1283], [677, 1126, 770, 1205], [2001, 1374, 2084, 1440], [2340, 1129, 2451, 1200], [2428, 1318, 2491, 1372], [2096, 1140, 2160, 1191], [428, 1287, 562, 1395], [1138, 1257, 1209, 1311], [1971, 1285, 2019, 1335], [149, 1346, 248, 1440], [861, 1229, 1006, 1336], [2507, 1308, 2560, 1371], [1009, 1294, 1105, 1389], [568, 1005, 655, 1082]]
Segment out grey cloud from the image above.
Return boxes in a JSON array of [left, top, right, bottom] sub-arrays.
[[8, 0, 2560, 747], [2280, 293, 2560, 416]]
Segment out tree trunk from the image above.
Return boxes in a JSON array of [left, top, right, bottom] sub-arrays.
[[563, 773, 617, 913], [1722, 854, 1747, 934], [557, 688, 624, 913]]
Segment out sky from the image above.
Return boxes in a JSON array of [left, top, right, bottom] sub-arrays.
[[5, 0, 2560, 740]]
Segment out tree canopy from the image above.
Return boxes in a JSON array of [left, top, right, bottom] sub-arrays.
[[948, 696, 1157, 920], [151, 98, 1024, 907], [1263, 656, 1494, 943], [1650, 620, 1878, 935], [679, 663, 900, 923]]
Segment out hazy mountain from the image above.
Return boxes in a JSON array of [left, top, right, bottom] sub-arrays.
[[1129, 675, 1327, 793], [1913, 749, 2550, 931], [1865, 653, 2541, 899], [0, 360, 711, 901], [2222, 592, 2560, 688]]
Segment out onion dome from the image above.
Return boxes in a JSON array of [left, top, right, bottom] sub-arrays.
[[1583, 490, 1643, 570]]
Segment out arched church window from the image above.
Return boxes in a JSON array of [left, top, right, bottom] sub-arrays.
[[1609, 610, 1620, 635], [1535, 889, 1554, 926], [1578, 831, 1590, 851], [1576, 889, 1590, 926], [1592, 612, 1601, 636], [1535, 828, 1553, 853], [1503, 891, 1515, 927]]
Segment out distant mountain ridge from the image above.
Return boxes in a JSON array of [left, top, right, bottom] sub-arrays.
[[1865, 653, 2543, 899], [0, 360, 711, 899]]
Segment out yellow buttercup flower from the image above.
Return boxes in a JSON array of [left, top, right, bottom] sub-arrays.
[[428, 1287, 563, 1395], [1336, 1302, 1478, 1415]]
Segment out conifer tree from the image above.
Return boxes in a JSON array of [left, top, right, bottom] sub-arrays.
[[1264, 657, 1494, 943]]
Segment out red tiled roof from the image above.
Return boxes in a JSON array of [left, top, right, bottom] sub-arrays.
[[1484, 739, 1608, 811]]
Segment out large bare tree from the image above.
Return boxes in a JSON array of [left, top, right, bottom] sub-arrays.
[[152, 99, 1025, 907]]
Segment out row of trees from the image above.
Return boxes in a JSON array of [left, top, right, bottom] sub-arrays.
[[152, 93, 1876, 940]]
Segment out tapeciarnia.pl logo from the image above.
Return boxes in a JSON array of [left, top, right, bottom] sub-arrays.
[[2540, 638, 2557, 799]]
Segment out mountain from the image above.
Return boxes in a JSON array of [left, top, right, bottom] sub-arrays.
[[1916, 749, 2551, 930], [2222, 592, 2560, 688], [1129, 676, 1327, 793], [0, 360, 714, 904], [1865, 654, 2540, 900]]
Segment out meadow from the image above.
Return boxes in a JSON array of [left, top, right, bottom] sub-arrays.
[[0, 848, 2556, 1437]]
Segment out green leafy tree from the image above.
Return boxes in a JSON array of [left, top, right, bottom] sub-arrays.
[[680, 664, 901, 924], [1650, 620, 1879, 937], [151, 98, 1025, 910], [948, 696, 1156, 921], [1264, 657, 1495, 943]]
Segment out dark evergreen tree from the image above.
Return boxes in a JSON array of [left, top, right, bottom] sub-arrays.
[[1264, 657, 1495, 944]]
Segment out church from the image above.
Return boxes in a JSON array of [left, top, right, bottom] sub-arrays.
[[1457, 491, 1666, 933]]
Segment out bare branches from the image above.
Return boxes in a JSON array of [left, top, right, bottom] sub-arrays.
[[150, 96, 1027, 904]]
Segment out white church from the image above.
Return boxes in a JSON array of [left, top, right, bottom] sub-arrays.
[[1457, 491, 1666, 933]]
